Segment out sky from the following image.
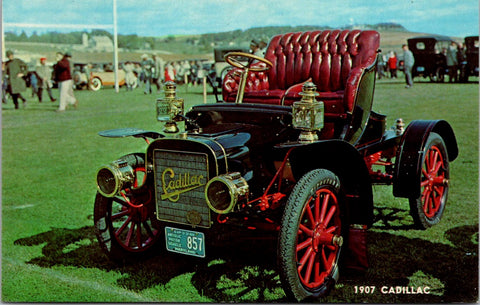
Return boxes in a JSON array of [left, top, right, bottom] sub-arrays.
[[2, 0, 479, 38]]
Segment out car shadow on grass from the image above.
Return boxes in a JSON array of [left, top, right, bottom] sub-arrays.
[[12, 221, 478, 303]]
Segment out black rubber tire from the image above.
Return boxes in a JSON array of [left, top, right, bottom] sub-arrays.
[[409, 132, 449, 229], [93, 154, 163, 262], [278, 169, 344, 301]]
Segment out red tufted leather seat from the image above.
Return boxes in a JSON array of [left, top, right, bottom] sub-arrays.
[[222, 30, 380, 117]]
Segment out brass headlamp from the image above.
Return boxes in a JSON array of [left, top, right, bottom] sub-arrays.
[[156, 81, 184, 133], [292, 82, 324, 142], [205, 172, 249, 214]]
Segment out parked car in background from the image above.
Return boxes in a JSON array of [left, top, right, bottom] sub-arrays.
[[408, 35, 454, 82], [89, 63, 137, 91], [211, 46, 249, 88], [463, 35, 479, 81], [72, 63, 90, 90]]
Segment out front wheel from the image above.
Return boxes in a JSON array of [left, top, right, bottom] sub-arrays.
[[94, 163, 162, 262], [409, 132, 450, 229], [278, 169, 344, 301]]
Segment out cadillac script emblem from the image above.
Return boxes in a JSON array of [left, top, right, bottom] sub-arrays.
[[161, 168, 206, 202]]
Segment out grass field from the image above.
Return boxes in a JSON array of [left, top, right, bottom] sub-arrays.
[[2, 78, 478, 303]]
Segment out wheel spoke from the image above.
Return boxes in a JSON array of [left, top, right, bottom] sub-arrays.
[[321, 248, 328, 268], [143, 221, 156, 239], [319, 193, 329, 223], [314, 195, 320, 223], [304, 250, 316, 284], [325, 225, 338, 234], [423, 191, 432, 214], [115, 215, 132, 237], [299, 224, 313, 237], [314, 259, 321, 284], [136, 222, 143, 248], [305, 199, 315, 226], [124, 222, 135, 247], [323, 205, 337, 226], [298, 246, 313, 273], [296, 238, 312, 252], [111, 208, 130, 220]]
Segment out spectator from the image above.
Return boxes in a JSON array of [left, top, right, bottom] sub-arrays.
[[402, 44, 415, 88], [164, 62, 176, 82], [446, 41, 458, 83], [377, 52, 386, 79], [250, 40, 264, 57], [190, 61, 199, 85], [134, 63, 143, 87], [182, 60, 191, 85], [123, 61, 136, 91], [141, 54, 154, 94], [4, 50, 28, 109], [456, 42, 468, 82], [387, 51, 398, 79], [152, 54, 165, 92], [35, 57, 56, 102], [55, 52, 78, 112], [29, 71, 38, 98]]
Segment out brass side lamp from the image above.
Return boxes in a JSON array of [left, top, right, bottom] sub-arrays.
[[292, 82, 324, 142], [156, 81, 185, 133]]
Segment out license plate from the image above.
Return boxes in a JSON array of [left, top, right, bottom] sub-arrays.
[[165, 227, 205, 258]]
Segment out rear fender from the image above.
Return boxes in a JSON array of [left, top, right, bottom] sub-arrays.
[[286, 140, 374, 227], [393, 120, 458, 198]]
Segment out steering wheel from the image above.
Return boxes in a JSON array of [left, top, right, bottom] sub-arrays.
[[224, 52, 272, 72]]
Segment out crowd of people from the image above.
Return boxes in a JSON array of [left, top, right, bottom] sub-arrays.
[[377, 40, 469, 88], [3, 50, 78, 111], [126, 55, 214, 94]]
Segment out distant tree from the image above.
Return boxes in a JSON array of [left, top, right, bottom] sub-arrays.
[[19, 31, 28, 42]]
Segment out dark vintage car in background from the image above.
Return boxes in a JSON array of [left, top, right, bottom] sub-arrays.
[[462, 35, 479, 82], [92, 30, 458, 301], [408, 35, 455, 82]]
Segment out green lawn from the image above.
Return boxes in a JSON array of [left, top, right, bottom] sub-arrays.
[[2, 79, 478, 303]]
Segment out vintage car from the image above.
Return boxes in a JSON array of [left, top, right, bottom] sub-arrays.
[[93, 30, 458, 301], [89, 63, 139, 91], [407, 35, 455, 82], [462, 35, 479, 82]]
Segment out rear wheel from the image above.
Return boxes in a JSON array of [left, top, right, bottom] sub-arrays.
[[409, 132, 449, 229], [278, 169, 344, 301], [90, 77, 102, 91], [94, 158, 162, 262]]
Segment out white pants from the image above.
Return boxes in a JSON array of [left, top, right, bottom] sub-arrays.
[[58, 79, 76, 111]]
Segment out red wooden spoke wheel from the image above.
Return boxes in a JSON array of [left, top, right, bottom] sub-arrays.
[[279, 169, 344, 301], [111, 187, 157, 252], [94, 160, 162, 262], [409, 132, 450, 229], [296, 188, 342, 288]]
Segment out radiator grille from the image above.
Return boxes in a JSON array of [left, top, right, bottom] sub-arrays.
[[154, 149, 211, 228]]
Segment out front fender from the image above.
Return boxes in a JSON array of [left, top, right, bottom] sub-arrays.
[[393, 120, 458, 198], [98, 128, 164, 140], [282, 140, 374, 227]]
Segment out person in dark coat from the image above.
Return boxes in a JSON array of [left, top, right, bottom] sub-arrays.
[[5, 50, 27, 109]]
